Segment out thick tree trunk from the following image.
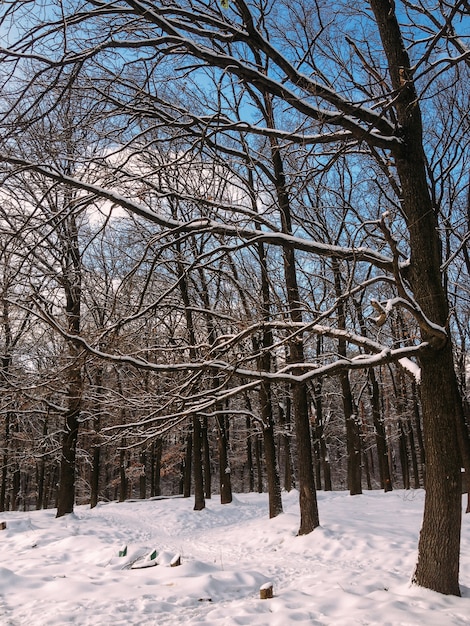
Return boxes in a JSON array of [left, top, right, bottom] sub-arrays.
[[56, 209, 82, 518], [369, 0, 464, 595], [292, 383, 320, 533], [56, 342, 81, 517], [412, 347, 462, 595]]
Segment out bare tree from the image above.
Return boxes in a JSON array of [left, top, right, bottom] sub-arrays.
[[0, 0, 469, 595]]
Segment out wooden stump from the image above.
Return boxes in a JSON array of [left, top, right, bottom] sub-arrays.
[[259, 583, 273, 599], [0, 522, 6, 531], [170, 554, 181, 567]]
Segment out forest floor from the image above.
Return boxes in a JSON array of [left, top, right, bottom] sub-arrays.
[[1, 488, 469, 625]]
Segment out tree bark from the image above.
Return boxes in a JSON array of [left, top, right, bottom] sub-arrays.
[[56, 204, 82, 518], [258, 378, 283, 517], [369, 0, 463, 595], [369, 370, 392, 492], [217, 413, 232, 504], [193, 416, 205, 510], [201, 418, 211, 499], [333, 261, 362, 495], [245, 416, 255, 493], [265, 97, 319, 533], [56, 397, 80, 516], [183, 428, 192, 499], [0, 409, 11, 512]]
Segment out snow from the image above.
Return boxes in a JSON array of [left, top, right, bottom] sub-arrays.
[[1, 490, 469, 625]]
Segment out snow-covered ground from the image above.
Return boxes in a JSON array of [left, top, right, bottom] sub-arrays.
[[1, 489, 469, 625]]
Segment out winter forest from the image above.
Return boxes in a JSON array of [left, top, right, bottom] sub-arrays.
[[0, 0, 469, 602]]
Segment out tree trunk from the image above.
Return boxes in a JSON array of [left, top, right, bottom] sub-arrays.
[[279, 396, 294, 492], [90, 368, 104, 509], [369, 0, 463, 595], [398, 420, 410, 490], [363, 446, 372, 491], [193, 416, 205, 510], [0, 409, 11, 512], [255, 433, 263, 493], [271, 143, 318, 531], [150, 438, 162, 497], [406, 415, 420, 490], [56, 209, 82, 518], [139, 450, 147, 499], [292, 383, 319, 533], [56, 376, 80, 517], [412, 348, 462, 595], [333, 261, 362, 495], [183, 428, 192, 499], [369, 370, 393, 492], [245, 416, 255, 493], [201, 418, 211, 499], [90, 444, 101, 508], [119, 442, 128, 503], [217, 414, 232, 504], [259, 380, 283, 517], [312, 378, 332, 491], [36, 416, 49, 510], [412, 383, 426, 484]]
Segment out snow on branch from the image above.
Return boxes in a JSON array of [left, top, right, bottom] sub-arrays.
[[0, 155, 397, 272]]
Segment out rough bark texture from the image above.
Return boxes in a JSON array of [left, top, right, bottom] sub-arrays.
[[412, 348, 462, 595], [56, 207, 82, 518], [370, 0, 463, 595]]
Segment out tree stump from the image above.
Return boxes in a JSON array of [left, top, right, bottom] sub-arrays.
[[259, 583, 273, 599], [0, 522, 6, 530], [119, 545, 127, 557], [170, 554, 181, 567]]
